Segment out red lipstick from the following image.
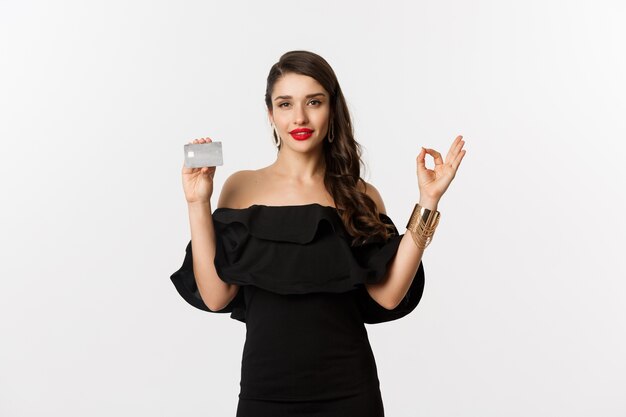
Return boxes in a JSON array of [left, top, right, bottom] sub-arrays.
[[289, 128, 313, 141]]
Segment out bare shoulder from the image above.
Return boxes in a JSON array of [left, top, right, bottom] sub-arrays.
[[358, 180, 387, 215], [217, 170, 259, 209]]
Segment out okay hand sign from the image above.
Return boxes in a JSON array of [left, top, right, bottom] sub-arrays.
[[416, 135, 466, 203]]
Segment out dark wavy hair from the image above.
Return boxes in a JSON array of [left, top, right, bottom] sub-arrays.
[[264, 50, 395, 245]]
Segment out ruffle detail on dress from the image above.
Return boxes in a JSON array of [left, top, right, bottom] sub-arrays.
[[212, 203, 349, 244], [169, 240, 247, 322], [355, 259, 425, 324], [347, 214, 425, 324], [170, 203, 425, 324], [212, 204, 403, 294]]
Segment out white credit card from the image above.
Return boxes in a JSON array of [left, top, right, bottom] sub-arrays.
[[184, 142, 223, 168]]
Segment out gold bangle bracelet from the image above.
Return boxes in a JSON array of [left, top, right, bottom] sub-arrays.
[[406, 203, 440, 249]]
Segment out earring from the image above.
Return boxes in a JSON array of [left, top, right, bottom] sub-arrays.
[[328, 121, 335, 143], [272, 124, 281, 148]]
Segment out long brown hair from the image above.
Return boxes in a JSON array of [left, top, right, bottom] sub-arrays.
[[264, 50, 395, 245]]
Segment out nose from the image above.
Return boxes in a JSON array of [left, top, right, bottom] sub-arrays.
[[294, 103, 308, 125]]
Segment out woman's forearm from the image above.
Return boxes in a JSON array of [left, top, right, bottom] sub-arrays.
[[187, 202, 239, 311], [365, 197, 438, 310]]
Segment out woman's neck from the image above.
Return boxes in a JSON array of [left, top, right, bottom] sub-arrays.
[[270, 147, 326, 182]]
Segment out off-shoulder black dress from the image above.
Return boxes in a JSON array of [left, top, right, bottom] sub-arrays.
[[170, 203, 425, 417]]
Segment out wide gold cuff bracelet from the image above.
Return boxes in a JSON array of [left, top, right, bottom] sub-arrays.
[[406, 203, 441, 249]]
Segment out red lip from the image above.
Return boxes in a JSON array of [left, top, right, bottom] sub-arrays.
[[289, 128, 313, 141]]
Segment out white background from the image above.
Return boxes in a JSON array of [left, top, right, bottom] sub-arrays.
[[1, 1, 625, 416]]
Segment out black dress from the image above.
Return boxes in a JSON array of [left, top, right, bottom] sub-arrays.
[[170, 203, 425, 417]]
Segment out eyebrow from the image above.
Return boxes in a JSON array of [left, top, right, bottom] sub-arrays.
[[273, 93, 326, 101]]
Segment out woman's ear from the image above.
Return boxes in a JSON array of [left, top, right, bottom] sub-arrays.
[[267, 109, 274, 126]]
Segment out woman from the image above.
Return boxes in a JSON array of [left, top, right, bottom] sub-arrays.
[[171, 50, 466, 416]]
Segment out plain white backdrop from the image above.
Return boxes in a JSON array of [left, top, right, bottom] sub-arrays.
[[1, 0, 625, 416]]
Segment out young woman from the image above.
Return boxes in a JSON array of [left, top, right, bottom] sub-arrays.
[[171, 50, 466, 416]]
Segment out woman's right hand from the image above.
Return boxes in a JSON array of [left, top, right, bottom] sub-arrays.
[[182, 137, 217, 205]]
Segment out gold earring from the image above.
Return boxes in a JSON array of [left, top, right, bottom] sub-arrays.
[[272, 124, 281, 148], [328, 121, 335, 143]]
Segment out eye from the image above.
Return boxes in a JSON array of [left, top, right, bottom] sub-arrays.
[[278, 102, 290, 108], [309, 99, 322, 106]]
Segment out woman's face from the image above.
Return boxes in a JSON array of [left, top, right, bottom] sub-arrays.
[[268, 72, 331, 151]]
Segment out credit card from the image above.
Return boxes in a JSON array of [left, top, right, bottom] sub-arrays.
[[184, 142, 223, 168]]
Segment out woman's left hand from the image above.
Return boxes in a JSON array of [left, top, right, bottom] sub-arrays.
[[417, 135, 466, 206]]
